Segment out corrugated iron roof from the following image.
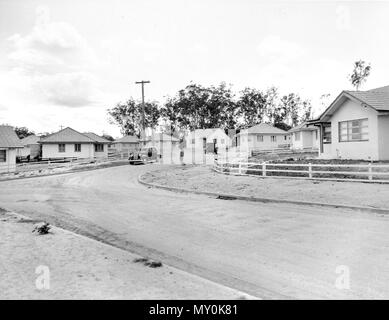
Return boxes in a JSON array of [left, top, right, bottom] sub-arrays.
[[0, 125, 23, 148], [40, 127, 96, 143], [83, 132, 110, 143], [238, 123, 288, 135], [113, 135, 139, 143], [20, 134, 40, 145]]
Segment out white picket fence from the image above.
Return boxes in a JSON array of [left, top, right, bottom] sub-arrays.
[[214, 160, 389, 183]]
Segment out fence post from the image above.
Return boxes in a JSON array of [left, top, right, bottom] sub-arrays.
[[262, 162, 266, 177], [308, 163, 312, 179], [368, 163, 373, 181], [238, 162, 242, 175]]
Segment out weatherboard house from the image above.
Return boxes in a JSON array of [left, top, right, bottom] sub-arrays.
[[309, 85, 389, 161], [0, 125, 23, 173], [39, 127, 110, 159]]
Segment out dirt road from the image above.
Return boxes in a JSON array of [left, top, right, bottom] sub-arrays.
[[1, 164, 389, 299]]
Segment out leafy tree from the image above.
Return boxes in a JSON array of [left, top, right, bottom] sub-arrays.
[[349, 60, 371, 91], [107, 98, 160, 136], [102, 134, 114, 141], [14, 126, 35, 139], [264, 87, 279, 124], [300, 99, 313, 122], [236, 87, 267, 128]]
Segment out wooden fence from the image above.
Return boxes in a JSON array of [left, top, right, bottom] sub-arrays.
[[214, 160, 389, 183]]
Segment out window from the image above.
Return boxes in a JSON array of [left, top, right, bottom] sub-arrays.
[[0, 150, 6, 162], [271, 136, 276, 142], [295, 132, 301, 141], [257, 135, 264, 142], [315, 130, 318, 140], [284, 136, 287, 141], [323, 125, 332, 143], [58, 144, 65, 152], [339, 118, 368, 142], [74, 144, 81, 152], [95, 144, 104, 152]]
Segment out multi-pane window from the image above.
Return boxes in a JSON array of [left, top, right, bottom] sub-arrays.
[[339, 119, 368, 142], [74, 144, 81, 152], [323, 125, 332, 143], [257, 135, 264, 142], [0, 150, 6, 162], [271, 136, 276, 142], [95, 144, 104, 152], [295, 132, 301, 141], [58, 144, 66, 152]]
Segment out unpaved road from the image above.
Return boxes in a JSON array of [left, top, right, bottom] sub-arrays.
[[1, 164, 389, 299]]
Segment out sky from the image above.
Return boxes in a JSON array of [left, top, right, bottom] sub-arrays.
[[0, 0, 389, 137]]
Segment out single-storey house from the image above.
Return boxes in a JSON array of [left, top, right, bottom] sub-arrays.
[[289, 122, 319, 151], [17, 134, 41, 159], [185, 128, 231, 154], [0, 125, 23, 173], [308, 85, 389, 161], [39, 127, 110, 159], [111, 135, 139, 152], [236, 123, 290, 152], [140, 132, 180, 157]]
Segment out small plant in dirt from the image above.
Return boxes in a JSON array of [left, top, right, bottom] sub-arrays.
[[133, 257, 163, 268], [32, 222, 51, 235]]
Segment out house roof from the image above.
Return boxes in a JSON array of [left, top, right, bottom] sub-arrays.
[[113, 135, 139, 144], [288, 122, 317, 133], [238, 123, 288, 135], [311, 85, 389, 123], [140, 133, 179, 142], [83, 132, 110, 144], [40, 127, 97, 144], [20, 134, 40, 145], [0, 125, 23, 148]]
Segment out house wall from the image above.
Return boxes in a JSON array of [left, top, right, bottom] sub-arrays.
[[0, 148, 17, 173], [378, 114, 389, 160], [325, 99, 379, 160], [291, 130, 319, 150], [186, 129, 231, 153], [94, 144, 109, 158], [17, 144, 40, 158], [239, 133, 289, 151], [42, 143, 95, 159]]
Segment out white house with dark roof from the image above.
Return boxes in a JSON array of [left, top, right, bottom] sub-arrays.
[[0, 125, 23, 173], [236, 123, 290, 152], [309, 85, 389, 161], [289, 122, 319, 151], [39, 127, 110, 159]]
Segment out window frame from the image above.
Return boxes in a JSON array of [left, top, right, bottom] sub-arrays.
[[270, 135, 276, 142], [0, 150, 6, 162], [323, 124, 332, 144], [58, 144, 66, 153], [257, 135, 264, 142], [74, 144, 81, 152], [338, 118, 369, 143], [94, 143, 104, 152]]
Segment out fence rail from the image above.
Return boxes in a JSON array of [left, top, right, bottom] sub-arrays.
[[214, 160, 389, 183]]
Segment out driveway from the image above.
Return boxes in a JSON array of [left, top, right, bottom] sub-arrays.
[[1, 164, 389, 299]]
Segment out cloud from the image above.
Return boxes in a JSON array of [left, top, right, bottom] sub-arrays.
[[256, 35, 306, 63], [5, 6, 99, 108]]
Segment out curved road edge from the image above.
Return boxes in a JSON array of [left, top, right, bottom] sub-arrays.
[[138, 170, 389, 215]]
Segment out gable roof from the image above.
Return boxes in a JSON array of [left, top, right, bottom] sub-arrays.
[[83, 132, 110, 144], [113, 135, 139, 144], [289, 122, 317, 133], [311, 85, 389, 123], [40, 127, 96, 144], [20, 134, 40, 145], [140, 133, 179, 142], [0, 125, 23, 148], [238, 123, 288, 135]]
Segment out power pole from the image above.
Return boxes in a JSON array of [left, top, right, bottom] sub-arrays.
[[135, 80, 150, 142]]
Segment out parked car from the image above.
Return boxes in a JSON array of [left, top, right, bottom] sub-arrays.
[[129, 146, 160, 165]]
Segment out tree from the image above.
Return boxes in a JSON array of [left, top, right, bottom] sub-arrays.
[[102, 134, 114, 142], [236, 87, 267, 128], [107, 98, 160, 136], [14, 126, 34, 139], [349, 60, 371, 91], [264, 87, 279, 124]]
